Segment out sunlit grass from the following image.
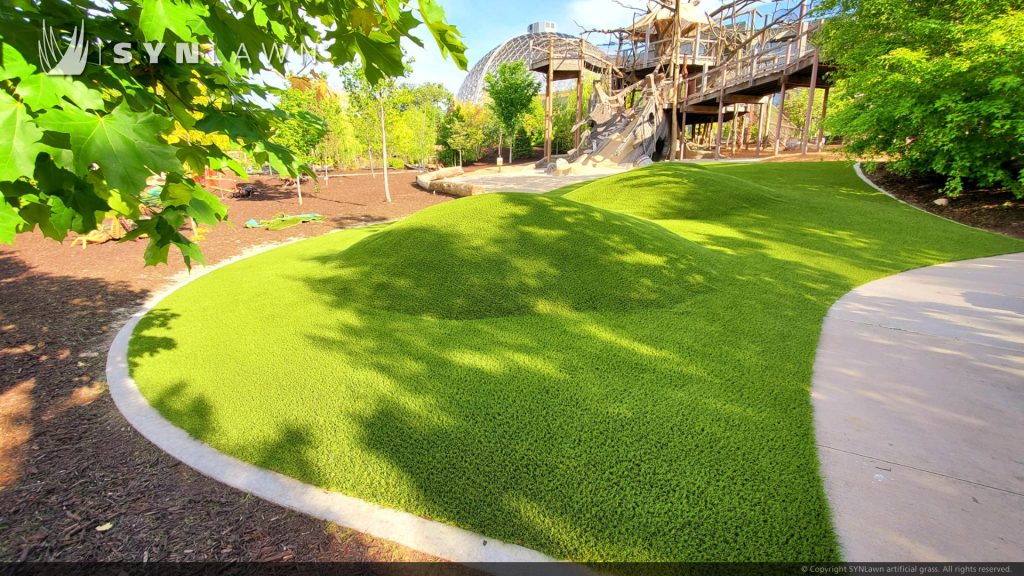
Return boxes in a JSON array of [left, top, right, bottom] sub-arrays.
[[129, 162, 1021, 561]]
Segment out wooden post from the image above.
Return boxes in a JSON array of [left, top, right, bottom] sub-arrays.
[[729, 106, 737, 154], [296, 173, 302, 205], [680, 54, 689, 159], [576, 39, 584, 150], [669, 0, 682, 160], [714, 97, 725, 160], [544, 38, 554, 163], [796, 1, 807, 57], [755, 102, 765, 157], [800, 51, 819, 155], [774, 78, 787, 155], [817, 86, 830, 152], [741, 109, 748, 150], [379, 99, 391, 203]]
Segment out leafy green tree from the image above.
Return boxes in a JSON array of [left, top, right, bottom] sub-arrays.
[[342, 68, 452, 170], [341, 66, 399, 201], [0, 0, 466, 264], [782, 88, 828, 140], [275, 76, 360, 170], [392, 107, 435, 166], [816, 0, 1024, 196], [439, 103, 490, 165], [484, 62, 539, 163], [389, 82, 452, 165], [273, 82, 327, 167]]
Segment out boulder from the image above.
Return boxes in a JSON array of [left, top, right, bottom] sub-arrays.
[[933, 197, 949, 207], [429, 180, 483, 197], [415, 166, 464, 190]]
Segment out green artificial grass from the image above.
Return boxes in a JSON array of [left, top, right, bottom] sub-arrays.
[[129, 162, 1021, 561]]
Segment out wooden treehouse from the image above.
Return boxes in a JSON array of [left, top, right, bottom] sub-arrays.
[[530, 0, 835, 166]]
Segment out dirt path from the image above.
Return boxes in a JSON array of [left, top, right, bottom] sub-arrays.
[[0, 173, 455, 561]]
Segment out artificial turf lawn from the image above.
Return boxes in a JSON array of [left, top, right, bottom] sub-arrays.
[[129, 162, 1021, 561]]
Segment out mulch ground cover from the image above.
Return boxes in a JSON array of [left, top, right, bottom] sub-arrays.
[[866, 164, 1024, 239], [0, 172, 455, 561]]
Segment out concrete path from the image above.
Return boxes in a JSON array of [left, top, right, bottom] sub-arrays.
[[813, 253, 1024, 560]]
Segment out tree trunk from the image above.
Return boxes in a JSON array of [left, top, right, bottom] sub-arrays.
[[380, 101, 391, 203]]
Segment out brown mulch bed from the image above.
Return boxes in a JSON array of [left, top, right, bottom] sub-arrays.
[[865, 164, 1024, 240], [0, 172, 456, 561]]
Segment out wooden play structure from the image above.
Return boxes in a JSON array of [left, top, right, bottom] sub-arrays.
[[529, 0, 833, 166]]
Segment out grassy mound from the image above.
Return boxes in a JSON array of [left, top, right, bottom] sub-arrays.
[[129, 162, 1021, 562], [319, 193, 720, 319], [562, 163, 785, 221]]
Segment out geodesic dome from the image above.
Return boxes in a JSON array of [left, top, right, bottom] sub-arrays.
[[457, 22, 602, 103]]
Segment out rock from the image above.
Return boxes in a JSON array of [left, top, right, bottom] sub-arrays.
[[634, 155, 654, 167], [429, 180, 483, 197], [415, 166, 464, 190], [933, 197, 949, 207]]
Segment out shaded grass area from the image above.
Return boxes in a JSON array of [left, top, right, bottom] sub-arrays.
[[129, 162, 1021, 561]]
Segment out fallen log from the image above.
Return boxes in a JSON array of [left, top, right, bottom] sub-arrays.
[[429, 180, 483, 197], [415, 166, 464, 190]]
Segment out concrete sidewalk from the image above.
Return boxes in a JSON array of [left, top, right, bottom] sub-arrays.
[[813, 253, 1024, 561]]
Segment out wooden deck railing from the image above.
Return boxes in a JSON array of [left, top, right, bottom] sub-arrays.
[[681, 22, 820, 104]]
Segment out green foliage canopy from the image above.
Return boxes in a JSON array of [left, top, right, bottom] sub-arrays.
[[817, 0, 1024, 196], [0, 0, 466, 264], [438, 102, 491, 165], [272, 82, 328, 167], [341, 67, 452, 168]]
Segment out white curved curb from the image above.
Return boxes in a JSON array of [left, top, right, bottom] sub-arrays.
[[854, 162, 985, 232], [105, 236, 565, 568]]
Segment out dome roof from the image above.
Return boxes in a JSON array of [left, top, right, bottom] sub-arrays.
[[456, 23, 600, 103]]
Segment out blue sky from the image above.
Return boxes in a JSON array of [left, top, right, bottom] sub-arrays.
[[402, 0, 640, 93], [282, 0, 726, 99]]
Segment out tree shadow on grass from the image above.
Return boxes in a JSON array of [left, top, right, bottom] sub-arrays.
[[306, 193, 722, 320], [286, 192, 858, 560], [128, 309, 179, 371], [568, 162, 999, 279], [285, 164, 1019, 559], [122, 162, 1016, 561]]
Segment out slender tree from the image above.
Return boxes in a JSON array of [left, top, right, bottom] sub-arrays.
[[484, 62, 540, 163]]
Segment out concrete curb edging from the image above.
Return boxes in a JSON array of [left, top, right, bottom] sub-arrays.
[[105, 235, 562, 568], [853, 161, 984, 233]]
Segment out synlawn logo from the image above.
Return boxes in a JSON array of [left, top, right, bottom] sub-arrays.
[[37, 20, 315, 77], [38, 20, 88, 76]]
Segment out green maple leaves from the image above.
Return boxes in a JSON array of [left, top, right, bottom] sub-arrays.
[[0, 0, 468, 266], [0, 92, 45, 184], [38, 103, 181, 197], [138, 0, 209, 42]]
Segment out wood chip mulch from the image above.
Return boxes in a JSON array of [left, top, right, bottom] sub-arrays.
[[865, 164, 1024, 240]]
